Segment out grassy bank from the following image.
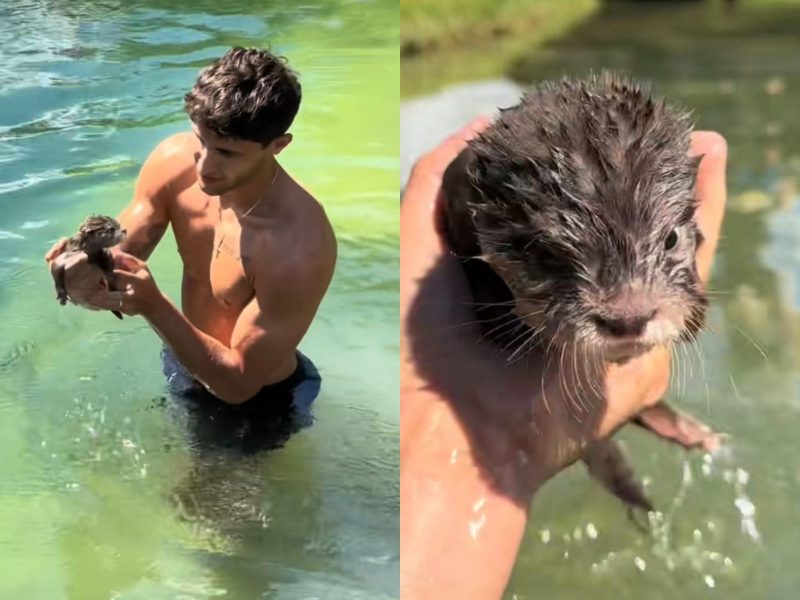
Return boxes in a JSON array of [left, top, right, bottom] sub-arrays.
[[400, 0, 598, 56]]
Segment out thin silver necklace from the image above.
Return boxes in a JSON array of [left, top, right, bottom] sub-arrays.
[[215, 163, 280, 259], [238, 163, 281, 218]]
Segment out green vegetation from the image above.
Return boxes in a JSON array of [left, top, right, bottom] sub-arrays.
[[400, 0, 599, 56]]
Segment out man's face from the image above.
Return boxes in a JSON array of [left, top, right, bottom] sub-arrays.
[[191, 122, 290, 196]]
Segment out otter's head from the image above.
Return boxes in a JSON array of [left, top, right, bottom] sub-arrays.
[[78, 215, 126, 252], [466, 73, 707, 362]]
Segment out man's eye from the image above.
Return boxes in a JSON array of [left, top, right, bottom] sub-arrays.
[[218, 149, 233, 157]]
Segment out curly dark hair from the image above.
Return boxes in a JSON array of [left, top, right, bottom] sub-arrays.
[[184, 47, 302, 145]]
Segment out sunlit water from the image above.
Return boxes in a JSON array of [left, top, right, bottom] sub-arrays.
[[0, 0, 398, 598], [402, 2, 800, 598]]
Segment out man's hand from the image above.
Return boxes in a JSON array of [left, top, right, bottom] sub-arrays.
[[400, 116, 727, 599], [44, 237, 69, 263], [45, 238, 107, 310], [85, 252, 163, 317]]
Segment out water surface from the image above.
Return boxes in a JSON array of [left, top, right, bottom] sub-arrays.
[[0, 1, 399, 598]]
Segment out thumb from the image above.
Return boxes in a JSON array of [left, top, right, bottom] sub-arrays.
[[112, 269, 139, 287], [113, 251, 146, 272], [690, 131, 727, 283], [45, 238, 68, 263]]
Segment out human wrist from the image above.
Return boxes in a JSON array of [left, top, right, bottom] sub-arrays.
[[141, 289, 171, 321]]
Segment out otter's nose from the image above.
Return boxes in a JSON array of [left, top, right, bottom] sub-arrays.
[[592, 311, 656, 338]]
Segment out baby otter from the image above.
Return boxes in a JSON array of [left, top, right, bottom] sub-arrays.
[[442, 72, 722, 514], [50, 214, 127, 319]]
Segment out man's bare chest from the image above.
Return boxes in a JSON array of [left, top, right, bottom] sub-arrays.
[[171, 193, 256, 311]]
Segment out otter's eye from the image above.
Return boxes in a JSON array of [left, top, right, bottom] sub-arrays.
[[665, 229, 679, 251]]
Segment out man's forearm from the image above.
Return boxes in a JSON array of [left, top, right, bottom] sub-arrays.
[[400, 386, 533, 600], [113, 220, 168, 262], [144, 294, 254, 403]]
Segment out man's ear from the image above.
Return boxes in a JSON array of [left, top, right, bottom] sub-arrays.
[[270, 133, 293, 155]]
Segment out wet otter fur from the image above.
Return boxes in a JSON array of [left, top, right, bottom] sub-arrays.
[[441, 72, 722, 516], [50, 214, 127, 320]]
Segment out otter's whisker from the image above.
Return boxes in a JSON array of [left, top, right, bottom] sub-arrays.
[[732, 325, 769, 361]]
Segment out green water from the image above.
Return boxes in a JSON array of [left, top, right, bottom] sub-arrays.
[[0, 1, 398, 598], [404, 2, 800, 598]]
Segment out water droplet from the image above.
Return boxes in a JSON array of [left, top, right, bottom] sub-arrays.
[[704, 575, 715, 588], [586, 523, 598, 540], [540, 529, 551, 544], [634, 556, 646, 572], [693, 529, 703, 543], [682, 461, 693, 484], [469, 513, 486, 541], [724, 557, 733, 567], [736, 468, 750, 485], [734, 496, 755, 518]]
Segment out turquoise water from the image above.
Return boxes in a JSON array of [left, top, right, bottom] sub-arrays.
[[402, 2, 800, 598], [0, 1, 398, 598]]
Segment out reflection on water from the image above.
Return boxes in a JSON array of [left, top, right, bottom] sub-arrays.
[[0, 0, 398, 598], [402, 2, 800, 598]]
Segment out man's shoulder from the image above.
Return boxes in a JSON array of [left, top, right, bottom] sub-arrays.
[[253, 181, 336, 300], [287, 183, 336, 271], [154, 131, 197, 157], [138, 132, 198, 196]]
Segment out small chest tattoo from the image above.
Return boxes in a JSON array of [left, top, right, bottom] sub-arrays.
[[214, 233, 239, 260]]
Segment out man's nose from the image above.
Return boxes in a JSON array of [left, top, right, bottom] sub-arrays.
[[194, 150, 215, 172]]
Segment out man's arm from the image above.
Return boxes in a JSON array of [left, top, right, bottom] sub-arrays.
[[115, 133, 194, 260], [138, 248, 334, 404], [45, 134, 191, 304]]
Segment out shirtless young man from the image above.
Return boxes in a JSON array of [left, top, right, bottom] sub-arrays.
[[45, 47, 337, 412]]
